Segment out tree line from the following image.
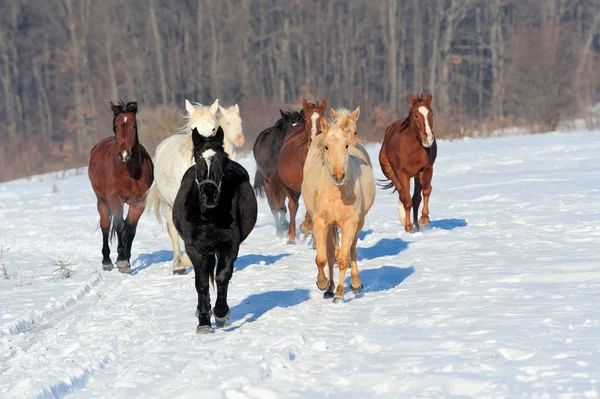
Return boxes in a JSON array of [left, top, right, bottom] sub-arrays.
[[1, 0, 599, 181]]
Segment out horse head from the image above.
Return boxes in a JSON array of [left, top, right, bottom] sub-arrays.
[[191, 126, 227, 211], [219, 104, 245, 148], [277, 108, 304, 133], [184, 98, 220, 138], [302, 97, 327, 146], [111, 101, 139, 163], [408, 92, 435, 148], [320, 118, 350, 187], [330, 106, 361, 146]]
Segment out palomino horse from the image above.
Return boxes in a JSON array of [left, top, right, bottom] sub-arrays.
[[253, 108, 304, 237], [276, 97, 327, 244], [379, 92, 437, 232], [147, 99, 245, 274], [302, 117, 375, 303], [298, 106, 363, 236], [173, 127, 257, 333], [88, 101, 154, 273]]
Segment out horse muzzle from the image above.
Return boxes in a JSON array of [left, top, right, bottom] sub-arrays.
[[196, 179, 221, 209], [118, 151, 132, 163], [422, 135, 435, 148], [332, 173, 347, 187]]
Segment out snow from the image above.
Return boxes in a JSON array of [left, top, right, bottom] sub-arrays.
[[1, 131, 600, 398]]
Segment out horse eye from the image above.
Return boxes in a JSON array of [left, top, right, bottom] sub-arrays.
[[325, 146, 329, 150], [212, 127, 216, 131], [414, 114, 418, 118], [354, 131, 357, 135]]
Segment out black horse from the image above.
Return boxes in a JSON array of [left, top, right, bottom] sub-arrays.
[[253, 109, 304, 237], [173, 126, 257, 334]]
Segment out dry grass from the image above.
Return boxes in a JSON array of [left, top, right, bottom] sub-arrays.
[[51, 256, 74, 280]]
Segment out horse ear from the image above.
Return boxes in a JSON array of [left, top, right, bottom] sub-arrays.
[[426, 91, 433, 104], [330, 108, 339, 121], [129, 102, 138, 114], [192, 127, 203, 148], [209, 99, 219, 114], [302, 98, 308, 108], [408, 93, 416, 106], [321, 97, 327, 109], [185, 99, 195, 115], [110, 102, 119, 115], [350, 106, 360, 122], [280, 109, 287, 118], [233, 104, 239, 113], [320, 118, 329, 135], [215, 126, 225, 145]]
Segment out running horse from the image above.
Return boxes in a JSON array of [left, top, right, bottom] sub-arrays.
[[379, 92, 437, 232], [276, 97, 327, 244], [88, 101, 154, 273]]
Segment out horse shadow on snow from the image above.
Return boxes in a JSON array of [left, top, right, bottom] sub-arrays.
[[227, 288, 310, 331], [131, 250, 174, 275]]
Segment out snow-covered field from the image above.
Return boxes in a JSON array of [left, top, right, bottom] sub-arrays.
[[1, 131, 599, 398]]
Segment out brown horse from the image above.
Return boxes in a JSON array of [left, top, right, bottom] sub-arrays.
[[379, 92, 437, 233], [88, 101, 154, 273], [276, 97, 327, 244]]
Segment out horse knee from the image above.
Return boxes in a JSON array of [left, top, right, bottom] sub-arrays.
[[215, 269, 232, 285], [316, 255, 327, 269]]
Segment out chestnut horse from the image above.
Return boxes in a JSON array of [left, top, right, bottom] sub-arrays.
[[88, 101, 154, 273], [276, 97, 327, 244], [379, 92, 437, 233]]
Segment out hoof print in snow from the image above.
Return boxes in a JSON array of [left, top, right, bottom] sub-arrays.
[[350, 283, 364, 295], [196, 325, 214, 334]]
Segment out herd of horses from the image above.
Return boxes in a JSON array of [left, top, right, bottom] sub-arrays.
[[87, 93, 437, 333]]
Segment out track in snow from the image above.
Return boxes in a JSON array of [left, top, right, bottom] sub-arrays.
[[1, 132, 600, 398]]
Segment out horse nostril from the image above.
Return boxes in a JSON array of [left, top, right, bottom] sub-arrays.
[[341, 173, 346, 181]]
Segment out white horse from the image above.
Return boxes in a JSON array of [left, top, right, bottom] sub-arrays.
[[147, 98, 245, 274]]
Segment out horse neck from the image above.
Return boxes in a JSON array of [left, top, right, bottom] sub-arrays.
[[403, 114, 422, 147]]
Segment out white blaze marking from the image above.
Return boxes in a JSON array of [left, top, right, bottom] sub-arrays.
[[202, 149, 216, 172], [310, 112, 319, 140], [292, 123, 298, 127], [124, 117, 127, 122], [418, 106, 433, 143]]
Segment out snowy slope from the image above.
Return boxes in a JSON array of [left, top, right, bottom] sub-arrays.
[[1, 131, 599, 398]]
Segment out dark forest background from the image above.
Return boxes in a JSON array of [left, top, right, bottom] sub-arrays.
[[1, 0, 600, 181]]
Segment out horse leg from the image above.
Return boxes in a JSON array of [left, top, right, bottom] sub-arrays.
[[285, 188, 300, 244], [379, 151, 406, 224], [350, 219, 365, 295], [333, 218, 359, 304], [412, 176, 423, 231], [419, 167, 433, 228], [118, 203, 145, 274], [324, 225, 336, 298], [300, 210, 313, 237], [398, 172, 413, 233], [264, 180, 287, 237], [214, 243, 237, 328], [97, 198, 113, 271], [312, 216, 329, 292], [164, 205, 186, 274], [108, 199, 128, 270], [187, 246, 213, 334]]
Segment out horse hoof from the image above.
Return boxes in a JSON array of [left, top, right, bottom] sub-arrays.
[[316, 279, 329, 291], [102, 262, 114, 271], [196, 325, 214, 334], [420, 218, 430, 229], [172, 268, 187, 275], [350, 283, 364, 295], [116, 260, 131, 274], [405, 225, 413, 233], [214, 310, 231, 328], [323, 290, 334, 299], [286, 239, 296, 245], [332, 296, 344, 304]]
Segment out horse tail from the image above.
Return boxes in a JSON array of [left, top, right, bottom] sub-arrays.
[[146, 184, 163, 224], [377, 178, 397, 192], [253, 170, 266, 198]]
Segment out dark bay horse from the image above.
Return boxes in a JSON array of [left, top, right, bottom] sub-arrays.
[[276, 97, 327, 244], [253, 108, 304, 237], [173, 127, 257, 333], [88, 101, 154, 273], [379, 92, 437, 233]]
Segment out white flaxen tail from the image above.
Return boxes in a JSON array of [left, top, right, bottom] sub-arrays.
[[146, 184, 163, 224]]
